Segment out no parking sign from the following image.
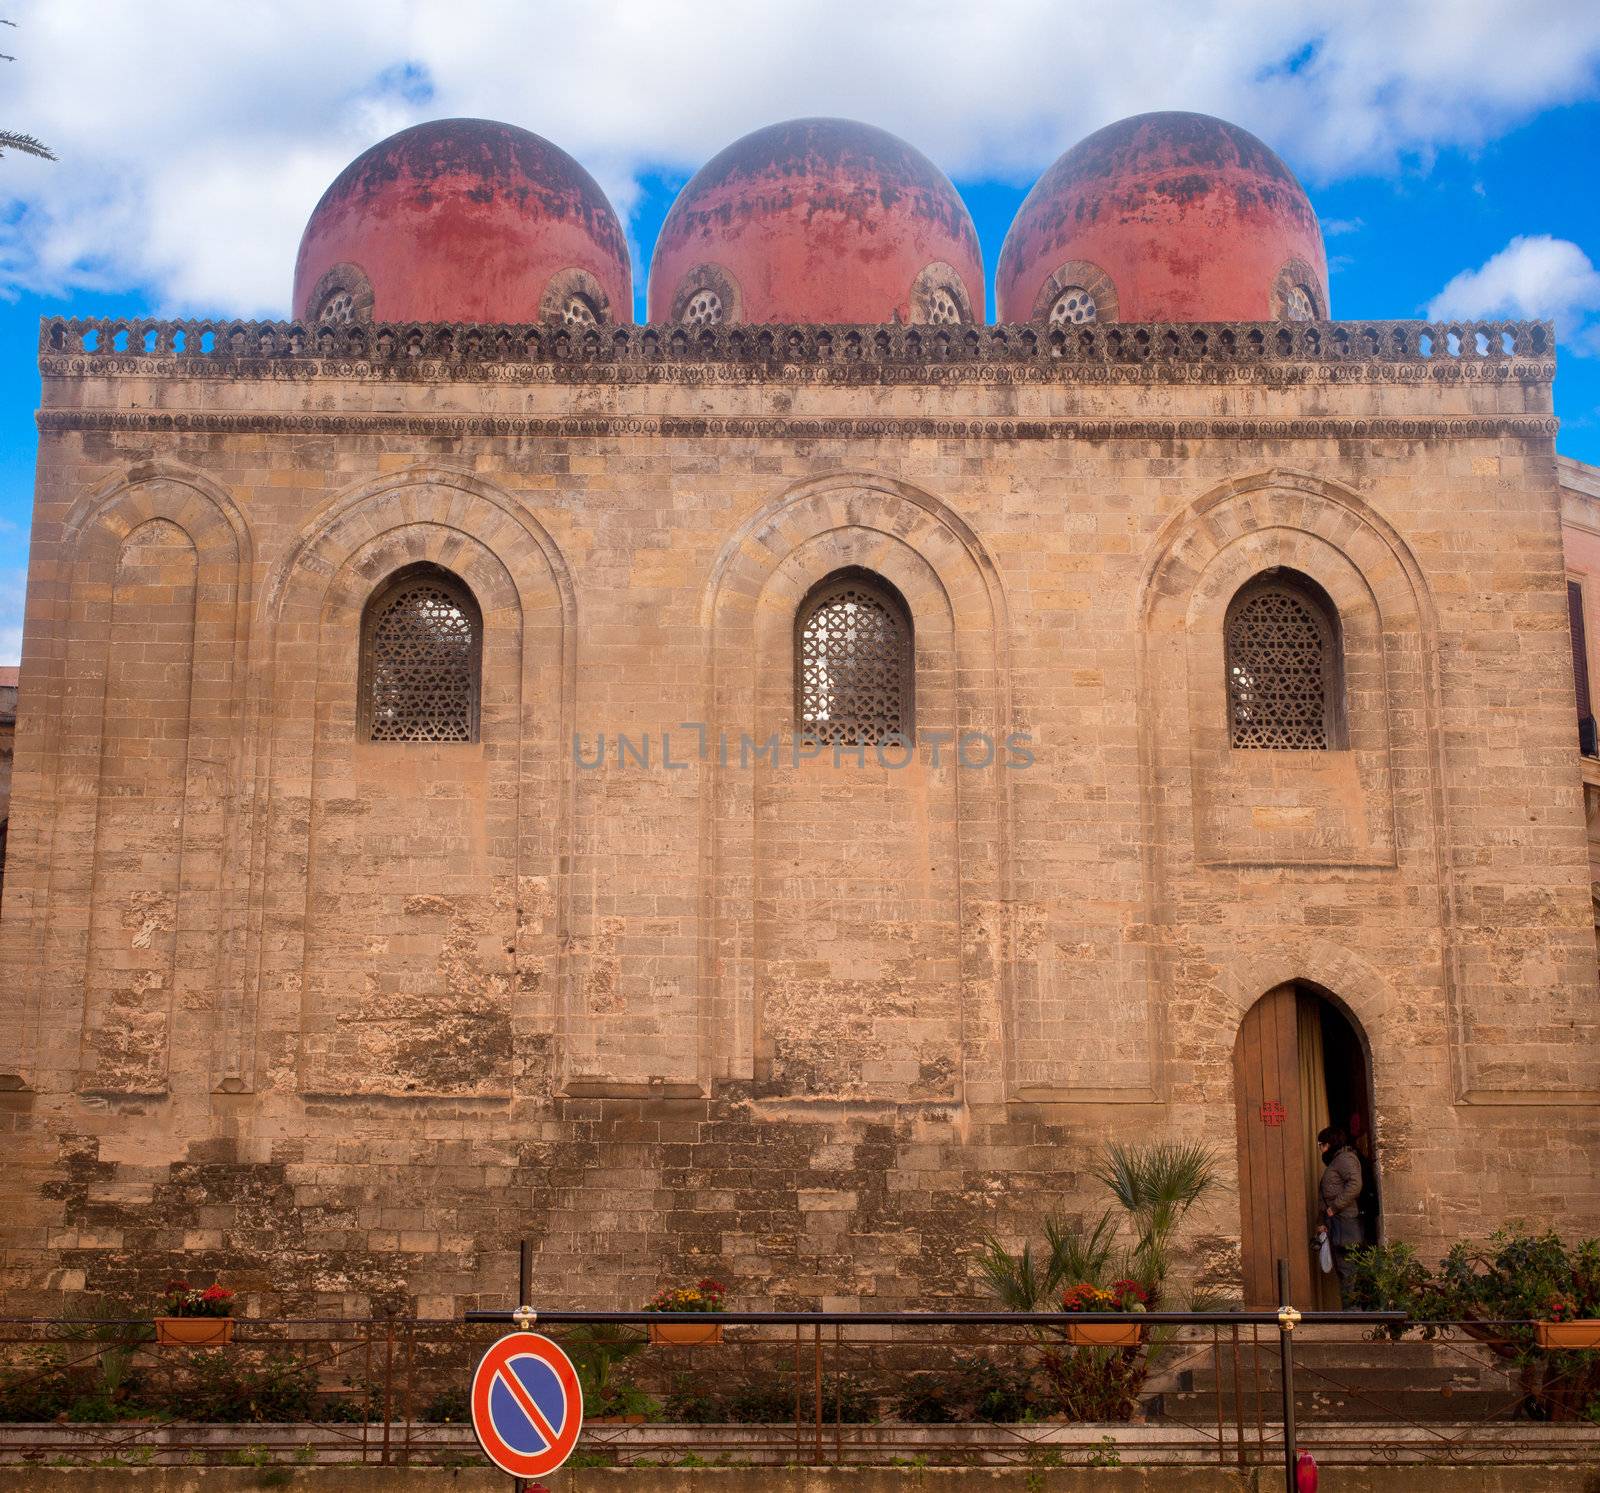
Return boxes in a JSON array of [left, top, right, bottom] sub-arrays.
[[470, 1331, 584, 1480]]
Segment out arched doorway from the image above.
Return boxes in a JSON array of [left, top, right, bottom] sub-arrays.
[[1233, 983, 1379, 1307]]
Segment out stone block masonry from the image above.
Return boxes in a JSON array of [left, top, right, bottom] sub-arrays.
[[0, 315, 1595, 1318]]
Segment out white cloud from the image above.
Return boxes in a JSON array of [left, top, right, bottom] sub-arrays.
[[2, 0, 1600, 316], [1427, 235, 1600, 350]]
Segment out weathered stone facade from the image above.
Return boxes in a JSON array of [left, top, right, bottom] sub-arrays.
[[1, 316, 1596, 1317]]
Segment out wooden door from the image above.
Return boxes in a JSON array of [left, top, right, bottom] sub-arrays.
[[1233, 984, 1314, 1307]]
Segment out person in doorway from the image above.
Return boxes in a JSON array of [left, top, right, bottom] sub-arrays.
[[1317, 1125, 1364, 1302]]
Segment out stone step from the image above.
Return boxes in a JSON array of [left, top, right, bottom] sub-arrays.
[[1155, 1338, 1472, 1364], [1150, 1387, 1523, 1425], [1152, 1342, 1499, 1392], [1163, 1364, 1488, 1393]]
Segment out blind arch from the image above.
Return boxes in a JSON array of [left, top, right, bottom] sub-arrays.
[[358, 563, 483, 742], [794, 568, 914, 746], [1225, 569, 1346, 750]]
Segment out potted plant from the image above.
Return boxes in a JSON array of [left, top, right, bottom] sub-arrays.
[[978, 1142, 1218, 1422], [1537, 1292, 1600, 1350], [1062, 1279, 1148, 1347], [645, 1278, 727, 1345], [1348, 1229, 1600, 1418], [154, 1280, 236, 1346]]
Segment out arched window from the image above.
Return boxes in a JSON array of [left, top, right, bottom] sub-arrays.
[[1225, 570, 1345, 750], [359, 564, 482, 743], [795, 568, 913, 746]]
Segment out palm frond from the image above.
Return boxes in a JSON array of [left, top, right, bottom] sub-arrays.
[[980, 1211, 1130, 1313], [0, 130, 54, 160], [975, 1235, 1046, 1311], [1094, 1140, 1223, 1285], [1093, 1140, 1221, 1216], [1043, 1208, 1121, 1289]]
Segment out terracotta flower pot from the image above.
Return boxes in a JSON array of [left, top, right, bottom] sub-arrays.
[[1067, 1319, 1142, 1348], [154, 1316, 235, 1346], [647, 1320, 724, 1346], [1536, 1320, 1600, 1349]]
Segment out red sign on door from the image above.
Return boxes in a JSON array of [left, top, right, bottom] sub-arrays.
[[1259, 1100, 1286, 1127]]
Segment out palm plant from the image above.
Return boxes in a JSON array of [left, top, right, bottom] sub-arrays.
[[979, 1140, 1223, 1307], [1093, 1140, 1221, 1289], [977, 1210, 1119, 1311], [976, 1141, 1223, 1424]]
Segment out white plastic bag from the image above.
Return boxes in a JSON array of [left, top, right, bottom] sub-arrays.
[[1315, 1226, 1333, 1274]]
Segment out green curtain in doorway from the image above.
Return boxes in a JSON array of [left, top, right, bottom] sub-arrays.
[[1296, 991, 1337, 1309]]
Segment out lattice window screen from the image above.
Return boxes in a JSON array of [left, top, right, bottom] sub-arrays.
[[683, 289, 723, 330], [362, 575, 480, 742], [796, 576, 912, 746], [1226, 586, 1334, 750]]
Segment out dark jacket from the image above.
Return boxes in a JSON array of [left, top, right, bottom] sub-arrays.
[[1319, 1145, 1363, 1246]]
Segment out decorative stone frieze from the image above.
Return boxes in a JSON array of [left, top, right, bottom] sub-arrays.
[[38, 315, 1554, 388]]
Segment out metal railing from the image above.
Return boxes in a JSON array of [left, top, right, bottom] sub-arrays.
[[5, 1297, 1600, 1484]]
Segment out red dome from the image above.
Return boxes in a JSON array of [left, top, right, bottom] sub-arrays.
[[996, 112, 1327, 325], [293, 118, 632, 327], [648, 118, 983, 326]]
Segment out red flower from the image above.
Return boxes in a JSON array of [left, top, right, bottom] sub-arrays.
[[1548, 1292, 1578, 1322], [1061, 1283, 1101, 1313]]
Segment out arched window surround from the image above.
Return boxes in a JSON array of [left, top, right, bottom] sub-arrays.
[[1225, 567, 1347, 750], [793, 566, 915, 746], [358, 562, 483, 743]]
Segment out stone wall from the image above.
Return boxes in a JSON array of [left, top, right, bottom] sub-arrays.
[[1, 317, 1595, 1318]]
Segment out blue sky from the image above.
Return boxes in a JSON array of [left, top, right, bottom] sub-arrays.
[[3, 1, 1600, 664]]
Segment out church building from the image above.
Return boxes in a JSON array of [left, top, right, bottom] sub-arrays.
[[0, 112, 1594, 1315]]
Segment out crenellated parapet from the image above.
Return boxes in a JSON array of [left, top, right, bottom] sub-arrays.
[[38, 316, 1555, 388]]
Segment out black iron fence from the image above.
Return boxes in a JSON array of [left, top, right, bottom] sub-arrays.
[[4, 1303, 1600, 1479]]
